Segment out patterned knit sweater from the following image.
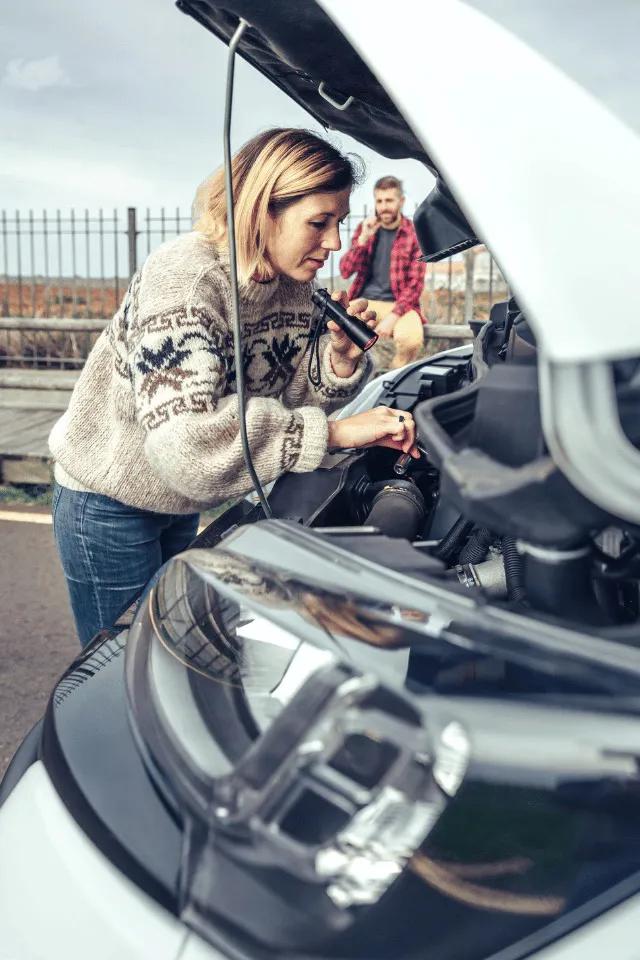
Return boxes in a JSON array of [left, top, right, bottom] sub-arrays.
[[50, 232, 368, 514]]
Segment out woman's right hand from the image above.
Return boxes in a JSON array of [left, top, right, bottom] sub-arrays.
[[327, 406, 420, 457]]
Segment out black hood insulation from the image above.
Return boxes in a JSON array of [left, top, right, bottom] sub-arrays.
[[176, 0, 437, 170]]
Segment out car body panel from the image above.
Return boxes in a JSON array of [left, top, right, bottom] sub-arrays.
[[319, 0, 640, 364], [0, 762, 188, 960], [532, 891, 640, 960]]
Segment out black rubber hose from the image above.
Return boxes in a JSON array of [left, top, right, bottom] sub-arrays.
[[433, 516, 474, 565], [365, 481, 426, 541], [502, 536, 527, 604], [459, 527, 493, 565]]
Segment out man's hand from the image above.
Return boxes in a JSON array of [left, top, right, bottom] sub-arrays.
[[358, 216, 380, 246], [376, 312, 399, 339], [326, 290, 377, 376]]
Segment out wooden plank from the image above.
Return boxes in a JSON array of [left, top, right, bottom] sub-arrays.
[[0, 317, 107, 332], [424, 324, 473, 340], [2, 457, 52, 485], [0, 409, 59, 457], [0, 369, 80, 390], [6, 434, 54, 457], [0, 316, 470, 340], [0, 410, 42, 445], [0, 410, 57, 436], [0, 388, 71, 411], [3, 417, 58, 456]]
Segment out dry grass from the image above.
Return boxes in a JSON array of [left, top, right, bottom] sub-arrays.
[[1, 279, 122, 319]]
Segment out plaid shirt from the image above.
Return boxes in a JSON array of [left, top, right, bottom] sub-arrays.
[[339, 215, 427, 322]]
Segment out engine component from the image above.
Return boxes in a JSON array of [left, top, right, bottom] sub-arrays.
[[378, 353, 470, 414], [502, 536, 527, 605], [365, 480, 426, 541], [459, 526, 493, 565], [519, 541, 609, 625], [415, 365, 611, 547], [432, 515, 474, 565], [456, 552, 507, 599], [393, 451, 413, 476]]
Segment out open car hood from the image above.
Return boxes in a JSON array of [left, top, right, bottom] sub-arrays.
[[176, 0, 435, 170], [178, 0, 640, 366]]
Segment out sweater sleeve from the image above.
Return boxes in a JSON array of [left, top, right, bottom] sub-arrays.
[[130, 267, 329, 506], [281, 333, 370, 415], [339, 223, 370, 279]]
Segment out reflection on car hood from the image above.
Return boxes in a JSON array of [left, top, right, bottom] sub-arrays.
[[122, 523, 640, 958], [159, 519, 640, 699]]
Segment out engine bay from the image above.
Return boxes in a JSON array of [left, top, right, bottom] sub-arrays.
[[197, 299, 640, 640]]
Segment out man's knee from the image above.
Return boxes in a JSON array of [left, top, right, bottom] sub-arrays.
[[393, 311, 424, 362]]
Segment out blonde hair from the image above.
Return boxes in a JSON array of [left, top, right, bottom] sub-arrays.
[[194, 128, 363, 282]]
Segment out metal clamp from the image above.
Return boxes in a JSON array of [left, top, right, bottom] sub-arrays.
[[318, 81, 354, 112]]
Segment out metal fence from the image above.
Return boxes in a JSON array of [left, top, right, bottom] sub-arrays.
[[0, 207, 186, 320], [0, 206, 507, 369]]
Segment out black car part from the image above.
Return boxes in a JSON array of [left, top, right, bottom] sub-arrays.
[[364, 480, 426, 541], [414, 178, 481, 262], [4, 517, 639, 958], [107, 543, 640, 955], [176, 0, 435, 169]]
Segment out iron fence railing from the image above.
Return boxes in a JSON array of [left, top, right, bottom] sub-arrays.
[[0, 206, 507, 369]]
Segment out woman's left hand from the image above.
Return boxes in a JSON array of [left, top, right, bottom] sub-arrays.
[[327, 290, 377, 376]]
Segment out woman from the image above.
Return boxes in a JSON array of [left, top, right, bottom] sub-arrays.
[[49, 128, 419, 647]]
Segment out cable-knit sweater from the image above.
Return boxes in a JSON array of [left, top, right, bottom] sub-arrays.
[[49, 231, 368, 514]]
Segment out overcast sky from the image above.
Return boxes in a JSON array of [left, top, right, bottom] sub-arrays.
[[1, 0, 436, 219]]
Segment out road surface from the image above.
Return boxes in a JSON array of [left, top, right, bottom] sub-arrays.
[[0, 508, 77, 777]]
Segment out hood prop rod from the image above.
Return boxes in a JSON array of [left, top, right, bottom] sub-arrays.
[[224, 18, 272, 518]]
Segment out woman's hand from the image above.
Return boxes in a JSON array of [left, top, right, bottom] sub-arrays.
[[328, 406, 420, 457], [326, 289, 377, 376]]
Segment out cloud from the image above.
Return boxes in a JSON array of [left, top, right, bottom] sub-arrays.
[[3, 55, 70, 92], [0, 140, 192, 209]]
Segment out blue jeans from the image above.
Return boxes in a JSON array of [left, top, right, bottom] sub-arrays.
[[52, 483, 199, 647]]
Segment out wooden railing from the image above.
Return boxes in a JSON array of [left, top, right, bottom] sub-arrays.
[[0, 316, 474, 382]]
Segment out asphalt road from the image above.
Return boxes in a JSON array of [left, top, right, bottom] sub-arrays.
[[0, 510, 78, 777]]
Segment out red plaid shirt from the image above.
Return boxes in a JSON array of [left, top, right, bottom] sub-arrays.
[[339, 215, 427, 322]]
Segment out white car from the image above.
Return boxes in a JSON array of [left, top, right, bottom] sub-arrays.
[[1, 2, 640, 959]]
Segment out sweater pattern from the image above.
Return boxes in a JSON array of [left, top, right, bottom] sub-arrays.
[[50, 232, 368, 513]]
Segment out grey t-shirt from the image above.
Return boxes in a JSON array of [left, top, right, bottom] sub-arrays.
[[361, 227, 397, 301]]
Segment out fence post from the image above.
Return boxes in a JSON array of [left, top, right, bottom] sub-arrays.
[[127, 207, 137, 278], [463, 248, 476, 325]]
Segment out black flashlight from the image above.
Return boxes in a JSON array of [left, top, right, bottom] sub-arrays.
[[311, 288, 379, 352]]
